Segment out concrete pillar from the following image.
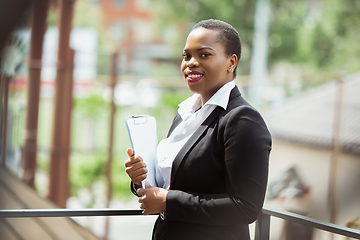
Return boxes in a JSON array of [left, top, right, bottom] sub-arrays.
[[104, 52, 118, 240], [1, 76, 9, 167], [22, 0, 49, 187], [48, 0, 75, 208]]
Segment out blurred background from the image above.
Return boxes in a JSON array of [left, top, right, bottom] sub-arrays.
[[0, 0, 359, 239]]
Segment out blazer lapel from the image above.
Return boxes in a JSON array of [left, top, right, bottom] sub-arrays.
[[170, 106, 224, 188], [167, 113, 182, 137], [229, 85, 241, 102]]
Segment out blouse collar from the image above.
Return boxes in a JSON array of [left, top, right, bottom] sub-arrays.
[[178, 80, 235, 119]]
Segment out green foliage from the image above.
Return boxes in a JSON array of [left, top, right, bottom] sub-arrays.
[[68, 152, 135, 207], [267, 1, 305, 64], [150, 0, 360, 76], [48, 0, 102, 28], [47, 6, 57, 27], [160, 89, 192, 112], [147, 89, 192, 139], [111, 155, 133, 200], [73, 93, 107, 117], [73, 0, 102, 29], [265, 0, 360, 74], [70, 152, 106, 197], [37, 153, 50, 173]]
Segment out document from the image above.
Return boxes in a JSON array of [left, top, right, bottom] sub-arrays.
[[125, 115, 158, 188]]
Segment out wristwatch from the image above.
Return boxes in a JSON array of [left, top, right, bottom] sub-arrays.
[[160, 211, 166, 220]]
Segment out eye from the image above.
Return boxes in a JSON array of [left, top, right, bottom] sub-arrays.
[[201, 53, 211, 58], [182, 53, 191, 59]]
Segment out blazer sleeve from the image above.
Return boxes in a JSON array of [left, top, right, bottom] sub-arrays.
[[165, 106, 272, 225]]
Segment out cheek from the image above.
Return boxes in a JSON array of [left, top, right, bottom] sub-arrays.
[[180, 60, 186, 72], [212, 60, 228, 75], [206, 62, 222, 77]]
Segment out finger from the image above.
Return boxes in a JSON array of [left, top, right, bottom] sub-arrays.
[[125, 163, 148, 178], [127, 148, 134, 157], [137, 188, 144, 196], [128, 172, 147, 186], [124, 156, 139, 167], [125, 157, 147, 185], [132, 161, 147, 170], [125, 161, 146, 172], [124, 159, 133, 168], [124, 155, 145, 168], [142, 209, 149, 215]]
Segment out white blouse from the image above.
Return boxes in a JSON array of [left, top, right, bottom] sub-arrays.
[[155, 81, 235, 190]]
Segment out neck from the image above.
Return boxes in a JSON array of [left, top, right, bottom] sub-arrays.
[[200, 79, 232, 106]]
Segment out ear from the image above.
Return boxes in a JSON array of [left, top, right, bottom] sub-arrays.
[[229, 54, 238, 70], [227, 54, 238, 75]]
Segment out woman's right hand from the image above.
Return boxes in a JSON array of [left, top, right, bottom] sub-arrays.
[[125, 148, 148, 186]]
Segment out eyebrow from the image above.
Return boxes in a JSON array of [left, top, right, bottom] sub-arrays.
[[183, 46, 215, 52]]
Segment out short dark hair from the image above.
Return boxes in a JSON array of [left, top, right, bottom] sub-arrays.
[[193, 19, 241, 78]]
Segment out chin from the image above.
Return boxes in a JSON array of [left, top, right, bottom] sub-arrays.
[[186, 84, 202, 95]]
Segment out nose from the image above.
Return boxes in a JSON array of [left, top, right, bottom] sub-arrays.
[[187, 57, 199, 67]]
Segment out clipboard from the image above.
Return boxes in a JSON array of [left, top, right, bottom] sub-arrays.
[[125, 115, 158, 188]]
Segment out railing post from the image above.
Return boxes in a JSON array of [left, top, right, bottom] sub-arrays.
[[254, 212, 270, 240]]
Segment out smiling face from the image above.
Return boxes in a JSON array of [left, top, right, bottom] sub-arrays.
[[181, 27, 237, 105]]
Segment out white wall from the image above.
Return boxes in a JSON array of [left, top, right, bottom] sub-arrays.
[[265, 139, 360, 239]]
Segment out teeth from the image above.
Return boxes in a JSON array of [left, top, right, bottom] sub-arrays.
[[188, 74, 202, 78]]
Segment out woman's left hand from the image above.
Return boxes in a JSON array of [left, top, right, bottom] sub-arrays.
[[137, 182, 168, 215]]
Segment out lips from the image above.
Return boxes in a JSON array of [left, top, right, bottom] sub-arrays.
[[185, 70, 204, 83]]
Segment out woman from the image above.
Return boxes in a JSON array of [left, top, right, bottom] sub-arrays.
[[125, 19, 272, 240]]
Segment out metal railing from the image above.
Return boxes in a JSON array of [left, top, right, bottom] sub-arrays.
[[255, 207, 360, 240], [0, 207, 359, 240]]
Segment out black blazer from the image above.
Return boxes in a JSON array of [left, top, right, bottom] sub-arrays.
[[146, 86, 271, 240]]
